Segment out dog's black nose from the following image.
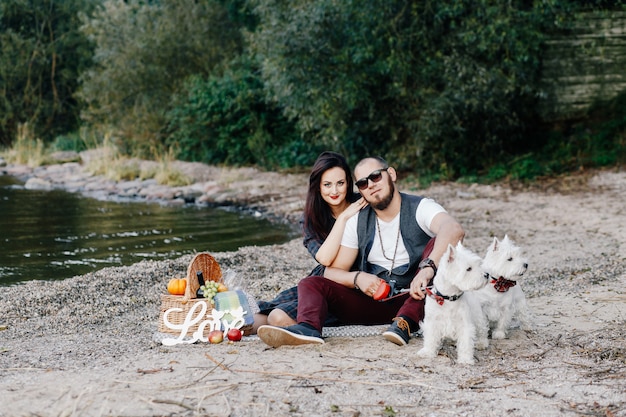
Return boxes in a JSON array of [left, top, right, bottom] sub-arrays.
[[523, 263, 528, 269], [483, 272, 490, 280]]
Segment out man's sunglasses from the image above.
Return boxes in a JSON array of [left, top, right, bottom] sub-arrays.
[[355, 168, 388, 190]]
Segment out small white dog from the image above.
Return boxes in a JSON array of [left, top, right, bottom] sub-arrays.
[[417, 242, 489, 365], [475, 235, 531, 339]]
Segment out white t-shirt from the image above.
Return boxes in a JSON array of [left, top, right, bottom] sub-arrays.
[[341, 198, 446, 271]]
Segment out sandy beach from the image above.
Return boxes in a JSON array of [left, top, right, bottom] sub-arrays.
[[0, 157, 624, 417]]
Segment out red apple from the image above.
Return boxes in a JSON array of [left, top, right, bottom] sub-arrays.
[[208, 330, 224, 344], [227, 328, 243, 342]]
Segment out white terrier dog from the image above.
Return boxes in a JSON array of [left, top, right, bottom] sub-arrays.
[[475, 235, 531, 339], [417, 242, 489, 365]]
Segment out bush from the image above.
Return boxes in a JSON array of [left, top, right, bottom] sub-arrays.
[[78, 0, 244, 156], [249, 0, 564, 176], [534, 92, 626, 176], [165, 57, 314, 170]]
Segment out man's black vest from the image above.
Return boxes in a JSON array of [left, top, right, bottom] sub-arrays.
[[356, 193, 432, 289]]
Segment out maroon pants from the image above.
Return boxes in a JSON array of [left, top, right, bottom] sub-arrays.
[[296, 276, 424, 331], [296, 237, 435, 331]]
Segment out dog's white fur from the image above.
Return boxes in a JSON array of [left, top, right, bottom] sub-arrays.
[[417, 242, 489, 365], [475, 235, 532, 339]]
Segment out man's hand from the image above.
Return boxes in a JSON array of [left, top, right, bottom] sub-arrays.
[[409, 267, 435, 300], [355, 272, 384, 298]]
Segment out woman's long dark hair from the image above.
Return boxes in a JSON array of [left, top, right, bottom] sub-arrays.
[[303, 151, 357, 242]]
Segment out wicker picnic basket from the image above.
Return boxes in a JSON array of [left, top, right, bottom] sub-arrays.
[[158, 252, 223, 336]]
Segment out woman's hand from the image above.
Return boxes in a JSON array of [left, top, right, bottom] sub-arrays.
[[339, 198, 368, 221]]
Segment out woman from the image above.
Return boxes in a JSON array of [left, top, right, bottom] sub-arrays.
[[253, 151, 366, 331]]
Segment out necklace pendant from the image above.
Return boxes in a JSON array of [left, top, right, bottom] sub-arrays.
[[375, 216, 402, 269]]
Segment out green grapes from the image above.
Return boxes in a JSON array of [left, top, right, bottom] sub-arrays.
[[200, 281, 220, 305]]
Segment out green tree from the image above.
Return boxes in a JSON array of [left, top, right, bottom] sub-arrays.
[[78, 0, 244, 156], [166, 56, 316, 169], [249, 0, 561, 176], [0, 0, 96, 146]]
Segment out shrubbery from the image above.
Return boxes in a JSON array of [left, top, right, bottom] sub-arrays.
[[165, 57, 320, 169], [250, 0, 559, 177], [1, 0, 624, 180], [77, 0, 244, 157]]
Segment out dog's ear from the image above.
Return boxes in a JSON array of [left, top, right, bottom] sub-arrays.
[[502, 235, 510, 245], [491, 236, 500, 252], [446, 243, 456, 263]]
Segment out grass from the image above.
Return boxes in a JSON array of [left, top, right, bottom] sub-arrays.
[[86, 140, 192, 186], [153, 148, 193, 187], [2, 127, 192, 187], [1, 123, 48, 167]]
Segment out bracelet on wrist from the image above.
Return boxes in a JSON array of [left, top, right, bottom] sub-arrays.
[[353, 271, 361, 290]]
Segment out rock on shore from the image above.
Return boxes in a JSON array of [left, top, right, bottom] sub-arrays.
[[2, 150, 309, 224]]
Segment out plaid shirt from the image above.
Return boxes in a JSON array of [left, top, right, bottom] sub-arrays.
[[300, 215, 331, 260]]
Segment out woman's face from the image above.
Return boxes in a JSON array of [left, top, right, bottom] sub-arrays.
[[319, 166, 349, 208]]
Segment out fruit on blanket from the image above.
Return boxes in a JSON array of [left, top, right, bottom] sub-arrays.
[[373, 279, 391, 301], [227, 328, 242, 342], [208, 330, 224, 344], [217, 283, 228, 292], [167, 278, 186, 295]]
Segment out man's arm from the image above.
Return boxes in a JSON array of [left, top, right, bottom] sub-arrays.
[[323, 245, 358, 286], [409, 212, 465, 299], [329, 244, 357, 271], [325, 246, 384, 296], [425, 212, 465, 267]]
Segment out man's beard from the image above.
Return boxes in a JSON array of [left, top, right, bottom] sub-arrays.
[[369, 178, 395, 211]]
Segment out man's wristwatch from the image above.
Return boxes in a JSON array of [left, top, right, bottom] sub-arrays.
[[418, 258, 437, 275]]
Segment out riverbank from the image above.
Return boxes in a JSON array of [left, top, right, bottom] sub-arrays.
[[0, 150, 309, 224], [0, 156, 625, 417]]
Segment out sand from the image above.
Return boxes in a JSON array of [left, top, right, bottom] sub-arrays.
[[0, 160, 624, 417]]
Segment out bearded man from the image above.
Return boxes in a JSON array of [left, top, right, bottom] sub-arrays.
[[258, 156, 465, 347]]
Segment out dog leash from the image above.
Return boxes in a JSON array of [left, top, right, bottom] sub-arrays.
[[376, 288, 409, 301]]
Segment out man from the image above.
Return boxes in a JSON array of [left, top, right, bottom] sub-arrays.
[[257, 156, 465, 347]]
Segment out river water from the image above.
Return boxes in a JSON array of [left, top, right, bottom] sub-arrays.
[[0, 175, 298, 286]]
